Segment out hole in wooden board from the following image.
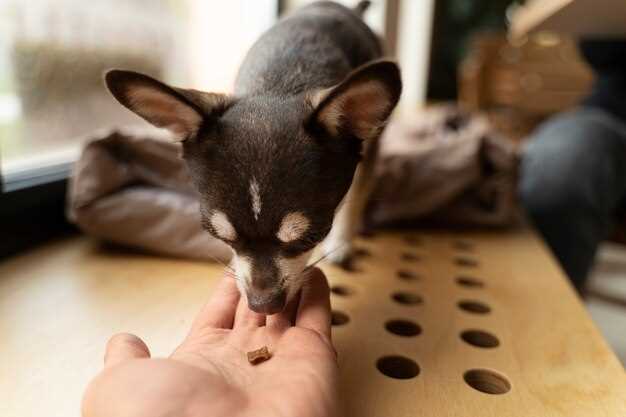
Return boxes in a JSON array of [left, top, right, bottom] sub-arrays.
[[397, 269, 419, 281], [331, 310, 350, 326], [460, 330, 500, 348], [353, 247, 371, 258], [456, 276, 485, 288], [456, 257, 479, 267], [464, 369, 511, 394], [376, 356, 420, 379], [392, 291, 423, 305], [401, 252, 420, 262], [458, 300, 491, 314], [359, 229, 376, 239], [336, 257, 359, 272], [453, 240, 474, 251], [331, 285, 354, 297], [404, 236, 422, 246], [386, 319, 422, 336]]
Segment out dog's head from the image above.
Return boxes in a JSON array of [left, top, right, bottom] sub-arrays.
[[105, 61, 401, 314]]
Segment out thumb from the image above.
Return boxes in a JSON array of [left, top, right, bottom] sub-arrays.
[[104, 333, 151, 368]]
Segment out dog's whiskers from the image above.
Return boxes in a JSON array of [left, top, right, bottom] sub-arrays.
[[223, 270, 241, 282], [302, 242, 348, 272], [279, 242, 349, 290], [206, 253, 236, 273]]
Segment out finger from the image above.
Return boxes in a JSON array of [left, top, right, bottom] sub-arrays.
[[266, 292, 300, 330], [190, 273, 241, 333], [104, 333, 150, 368], [234, 294, 266, 327], [295, 268, 331, 339]]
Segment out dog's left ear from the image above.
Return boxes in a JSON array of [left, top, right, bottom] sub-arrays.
[[309, 60, 402, 141], [104, 69, 229, 142]]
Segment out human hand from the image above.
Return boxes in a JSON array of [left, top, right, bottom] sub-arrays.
[[82, 268, 339, 417]]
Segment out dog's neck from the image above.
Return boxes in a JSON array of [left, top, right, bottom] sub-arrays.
[[233, 2, 381, 98]]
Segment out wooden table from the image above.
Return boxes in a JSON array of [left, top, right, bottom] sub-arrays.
[[2, 229, 625, 417]]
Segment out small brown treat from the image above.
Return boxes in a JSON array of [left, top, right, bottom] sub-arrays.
[[247, 346, 271, 365]]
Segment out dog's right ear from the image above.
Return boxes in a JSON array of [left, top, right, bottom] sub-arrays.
[[104, 70, 229, 142], [308, 60, 402, 142]]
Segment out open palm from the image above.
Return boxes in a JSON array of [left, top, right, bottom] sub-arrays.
[[82, 268, 339, 417]]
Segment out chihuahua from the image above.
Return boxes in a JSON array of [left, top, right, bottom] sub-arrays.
[[105, 1, 401, 314]]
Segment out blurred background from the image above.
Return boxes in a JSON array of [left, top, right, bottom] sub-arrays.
[[1, 0, 625, 369], [0, 0, 276, 183], [0, 0, 599, 185]]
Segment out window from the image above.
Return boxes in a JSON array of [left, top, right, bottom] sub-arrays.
[[0, 0, 277, 191], [0, 0, 277, 256]]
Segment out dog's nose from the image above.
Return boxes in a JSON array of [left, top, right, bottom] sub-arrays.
[[247, 290, 286, 315]]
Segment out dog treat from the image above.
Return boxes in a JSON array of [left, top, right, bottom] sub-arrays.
[[247, 346, 271, 365]]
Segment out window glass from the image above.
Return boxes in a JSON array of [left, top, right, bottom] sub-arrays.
[[0, 0, 276, 189]]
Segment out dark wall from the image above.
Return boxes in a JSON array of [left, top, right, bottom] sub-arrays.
[[427, 0, 517, 100]]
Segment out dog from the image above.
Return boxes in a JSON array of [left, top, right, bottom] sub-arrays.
[[105, 1, 401, 314]]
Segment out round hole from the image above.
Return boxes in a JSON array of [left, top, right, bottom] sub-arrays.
[[401, 252, 420, 262], [337, 257, 359, 272], [397, 269, 419, 281], [464, 369, 511, 394], [453, 240, 474, 251], [392, 291, 423, 305], [331, 310, 349, 326], [404, 236, 422, 246], [354, 247, 371, 258], [460, 330, 500, 348], [456, 276, 485, 288], [458, 300, 491, 314], [331, 285, 354, 297], [376, 355, 420, 379], [386, 319, 422, 336], [456, 257, 479, 267]]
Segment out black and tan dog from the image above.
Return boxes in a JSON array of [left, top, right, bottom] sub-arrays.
[[105, 1, 401, 314]]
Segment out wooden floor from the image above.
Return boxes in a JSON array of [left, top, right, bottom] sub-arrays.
[[2, 230, 625, 417]]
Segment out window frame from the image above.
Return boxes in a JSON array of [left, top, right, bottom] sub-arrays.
[[0, 177, 76, 258]]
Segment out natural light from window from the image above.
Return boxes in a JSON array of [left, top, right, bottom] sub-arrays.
[[0, 0, 276, 189]]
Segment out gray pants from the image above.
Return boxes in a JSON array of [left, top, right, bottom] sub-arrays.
[[519, 108, 626, 289]]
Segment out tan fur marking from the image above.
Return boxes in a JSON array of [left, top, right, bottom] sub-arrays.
[[210, 210, 237, 241], [277, 212, 310, 243]]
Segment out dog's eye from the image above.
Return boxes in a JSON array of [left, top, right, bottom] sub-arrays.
[[203, 227, 237, 248], [281, 240, 317, 257], [281, 246, 302, 257], [215, 234, 235, 247]]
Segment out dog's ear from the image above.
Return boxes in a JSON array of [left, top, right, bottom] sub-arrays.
[[104, 70, 229, 142], [309, 60, 401, 141]]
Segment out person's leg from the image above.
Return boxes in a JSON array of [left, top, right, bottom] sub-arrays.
[[519, 108, 626, 290]]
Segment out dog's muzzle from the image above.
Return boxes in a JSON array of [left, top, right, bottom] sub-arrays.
[[247, 290, 287, 315]]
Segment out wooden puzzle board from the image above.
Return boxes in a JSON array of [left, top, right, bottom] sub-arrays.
[[2, 229, 625, 416], [324, 229, 626, 417]]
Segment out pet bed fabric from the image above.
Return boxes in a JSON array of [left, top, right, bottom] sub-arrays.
[[68, 106, 519, 261], [67, 127, 232, 261], [369, 105, 519, 227]]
